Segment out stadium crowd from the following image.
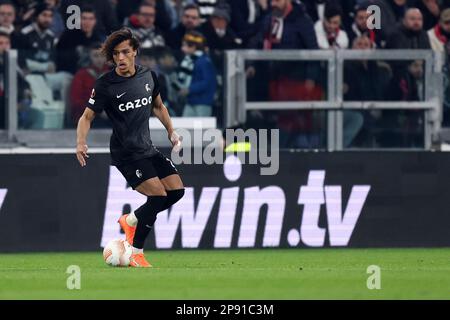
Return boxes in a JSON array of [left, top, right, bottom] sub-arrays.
[[0, 0, 449, 148]]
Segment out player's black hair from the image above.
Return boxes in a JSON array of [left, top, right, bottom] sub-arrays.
[[101, 27, 140, 63]]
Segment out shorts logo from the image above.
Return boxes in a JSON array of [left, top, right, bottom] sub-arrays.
[[136, 169, 143, 178]]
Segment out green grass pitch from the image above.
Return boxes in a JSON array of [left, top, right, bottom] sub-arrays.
[[0, 248, 449, 299]]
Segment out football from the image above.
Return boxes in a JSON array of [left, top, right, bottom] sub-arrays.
[[103, 239, 132, 267]]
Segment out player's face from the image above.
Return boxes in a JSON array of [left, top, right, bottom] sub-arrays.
[[112, 40, 137, 75]]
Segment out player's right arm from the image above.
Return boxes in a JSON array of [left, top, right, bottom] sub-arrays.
[[76, 107, 96, 167]]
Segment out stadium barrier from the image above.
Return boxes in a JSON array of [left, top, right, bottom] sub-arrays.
[[0, 150, 449, 252], [225, 49, 444, 150]]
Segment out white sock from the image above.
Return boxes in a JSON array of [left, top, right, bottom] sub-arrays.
[[132, 247, 143, 254], [126, 212, 138, 227]]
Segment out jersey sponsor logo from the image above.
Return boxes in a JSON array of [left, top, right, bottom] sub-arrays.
[[118, 95, 153, 112], [117, 92, 126, 98]]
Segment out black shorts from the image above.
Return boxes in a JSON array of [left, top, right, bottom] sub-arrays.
[[116, 151, 178, 189]]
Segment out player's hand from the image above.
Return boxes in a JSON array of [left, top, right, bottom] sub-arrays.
[[76, 143, 89, 167], [169, 131, 182, 152]]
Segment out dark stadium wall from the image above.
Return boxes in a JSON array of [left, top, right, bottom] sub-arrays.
[[0, 151, 449, 252]]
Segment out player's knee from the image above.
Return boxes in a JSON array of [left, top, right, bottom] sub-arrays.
[[149, 184, 167, 196]]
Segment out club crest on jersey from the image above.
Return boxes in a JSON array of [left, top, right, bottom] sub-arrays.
[[118, 95, 153, 112], [88, 89, 96, 105]]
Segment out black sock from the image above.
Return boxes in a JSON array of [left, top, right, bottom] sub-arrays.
[[161, 189, 185, 211], [133, 195, 167, 249]]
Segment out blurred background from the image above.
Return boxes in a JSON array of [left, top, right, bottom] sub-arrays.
[[0, 0, 450, 150]]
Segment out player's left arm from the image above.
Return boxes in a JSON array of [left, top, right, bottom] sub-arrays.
[[152, 94, 180, 148]]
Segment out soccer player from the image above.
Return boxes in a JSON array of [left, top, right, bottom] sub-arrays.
[[76, 28, 185, 268]]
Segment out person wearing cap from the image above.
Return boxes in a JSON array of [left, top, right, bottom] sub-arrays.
[[428, 7, 450, 53], [178, 31, 217, 117], [200, 6, 242, 52]]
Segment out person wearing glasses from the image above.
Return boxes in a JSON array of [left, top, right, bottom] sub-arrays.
[[129, 2, 166, 49]]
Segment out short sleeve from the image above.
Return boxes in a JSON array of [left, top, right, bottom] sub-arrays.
[[150, 71, 160, 100], [87, 80, 109, 113]]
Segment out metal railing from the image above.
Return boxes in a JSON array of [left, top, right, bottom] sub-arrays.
[[224, 49, 444, 150]]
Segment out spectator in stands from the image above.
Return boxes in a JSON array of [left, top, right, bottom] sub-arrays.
[[166, 3, 201, 52], [442, 40, 450, 125], [228, 0, 270, 46], [408, 0, 440, 31], [45, 0, 64, 39], [386, 7, 431, 49], [60, 0, 118, 36], [154, 46, 178, 115], [178, 31, 217, 117], [388, 59, 424, 100], [314, 3, 349, 49], [344, 36, 391, 101], [303, 0, 356, 31], [16, 3, 73, 105], [129, 3, 166, 49], [344, 35, 392, 147], [200, 6, 242, 52], [56, 6, 105, 74], [347, 1, 378, 47], [371, 0, 407, 47], [69, 43, 109, 128], [193, 0, 228, 23], [0, 0, 20, 46], [428, 7, 450, 53], [0, 31, 44, 129], [137, 47, 158, 69], [117, 0, 173, 32], [248, 0, 321, 149]]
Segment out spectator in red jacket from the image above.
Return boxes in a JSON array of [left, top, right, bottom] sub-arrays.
[[69, 43, 109, 128]]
